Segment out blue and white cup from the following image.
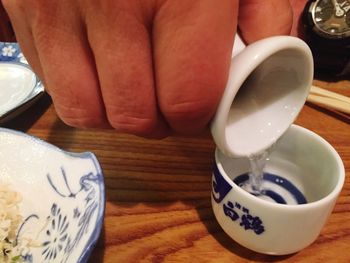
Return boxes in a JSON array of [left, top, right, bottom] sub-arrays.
[[212, 125, 344, 255]]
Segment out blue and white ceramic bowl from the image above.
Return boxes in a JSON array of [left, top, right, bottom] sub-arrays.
[[0, 42, 44, 123], [212, 125, 344, 255], [0, 128, 105, 262]]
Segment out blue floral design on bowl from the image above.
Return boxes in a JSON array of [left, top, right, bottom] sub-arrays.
[[0, 42, 22, 63], [0, 128, 105, 263]]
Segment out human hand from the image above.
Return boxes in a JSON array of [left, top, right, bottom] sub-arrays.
[[3, 0, 296, 138]]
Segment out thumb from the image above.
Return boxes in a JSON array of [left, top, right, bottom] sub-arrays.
[[238, 0, 293, 44]]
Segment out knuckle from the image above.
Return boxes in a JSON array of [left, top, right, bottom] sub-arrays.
[[162, 99, 211, 119], [60, 116, 96, 129], [54, 100, 104, 128], [161, 98, 216, 133], [160, 80, 223, 133], [107, 113, 157, 136]]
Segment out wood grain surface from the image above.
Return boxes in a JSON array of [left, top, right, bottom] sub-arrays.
[[3, 79, 349, 263]]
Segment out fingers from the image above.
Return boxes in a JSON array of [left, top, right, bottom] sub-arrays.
[[4, 0, 295, 137], [84, 1, 169, 138], [238, 0, 293, 43], [153, 0, 238, 134], [5, 1, 108, 128]]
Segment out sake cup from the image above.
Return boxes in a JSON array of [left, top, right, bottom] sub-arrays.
[[212, 125, 345, 255]]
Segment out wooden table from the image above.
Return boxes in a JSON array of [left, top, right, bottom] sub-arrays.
[[3, 78, 350, 262]]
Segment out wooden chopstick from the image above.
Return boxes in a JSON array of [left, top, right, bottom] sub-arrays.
[[310, 85, 350, 104], [307, 86, 350, 114]]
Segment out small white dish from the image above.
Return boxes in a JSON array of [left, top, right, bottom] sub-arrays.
[[0, 42, 44, 124], [0, 128, 105, 262]]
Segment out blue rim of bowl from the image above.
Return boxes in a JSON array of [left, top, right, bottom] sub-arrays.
[[0, 42, 45, 123], [0, 127, 106, 263]]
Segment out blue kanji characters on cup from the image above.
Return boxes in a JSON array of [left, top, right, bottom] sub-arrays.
[[223, 201, 239, 221], [223, 200, 265, 235], [240, 208, 265, 235]]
